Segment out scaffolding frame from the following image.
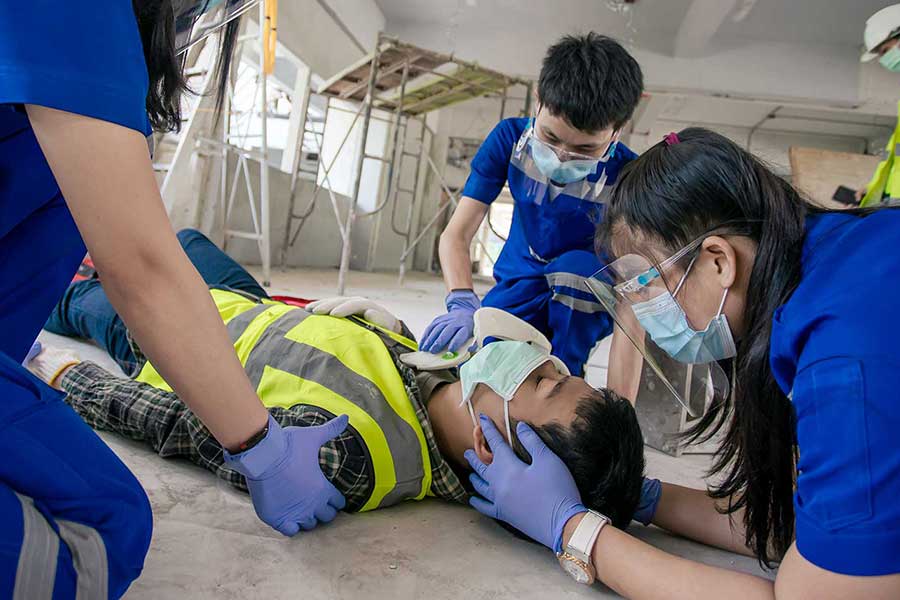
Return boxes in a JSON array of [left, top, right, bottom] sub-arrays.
[[282, 33, 532, 294], [182, 3, 274, 285]]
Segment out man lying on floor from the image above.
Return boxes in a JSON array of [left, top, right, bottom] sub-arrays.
[[32, 228, 644, 529]]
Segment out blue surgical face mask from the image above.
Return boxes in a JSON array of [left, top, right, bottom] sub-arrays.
[[459, 340, 568, 441], [880, 45, 900, 72], [631, 261, 737, 364], [530, 136, 600, 184]]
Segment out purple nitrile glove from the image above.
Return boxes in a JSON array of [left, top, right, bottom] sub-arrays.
[[223, 413, 349, 536], [420, 289, 481, 353], [23, 341, 42, 365], [465, 415, 586, 553], [633, 477, 662, 526]]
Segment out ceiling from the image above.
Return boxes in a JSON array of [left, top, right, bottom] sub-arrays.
[[375, 0, 895, 49], [371, 0, 899, 140]]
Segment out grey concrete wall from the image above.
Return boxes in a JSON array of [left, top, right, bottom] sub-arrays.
[[211, 154, 348, 269]]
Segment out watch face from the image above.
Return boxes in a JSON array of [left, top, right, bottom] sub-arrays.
[[561, 558, 590, 584]]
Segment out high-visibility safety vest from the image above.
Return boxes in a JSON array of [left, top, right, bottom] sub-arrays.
[[862, 100, 900, 207], [135, 288, 431, 512]]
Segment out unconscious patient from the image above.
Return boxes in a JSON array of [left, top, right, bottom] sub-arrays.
[[31, 229, 644, 529]]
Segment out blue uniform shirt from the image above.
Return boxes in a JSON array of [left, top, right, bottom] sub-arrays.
[[0, 1, 151, 361], [771, 210, 900, 576], [0, 1, 151, 135], [462, 117, 636, 262]]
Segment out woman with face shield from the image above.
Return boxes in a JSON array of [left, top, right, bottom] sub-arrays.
[[0, 2, 346, 596], [464, 128, 900, 597]]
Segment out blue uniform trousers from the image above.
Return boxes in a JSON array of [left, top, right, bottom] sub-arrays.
[[482, 249, 611, 376], [1, 121, 152, 599]]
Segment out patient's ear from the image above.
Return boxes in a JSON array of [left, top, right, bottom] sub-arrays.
[[473, 425, 494, 465]]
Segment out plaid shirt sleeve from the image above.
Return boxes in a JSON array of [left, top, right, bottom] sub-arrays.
[[59, 362, 374, 512]]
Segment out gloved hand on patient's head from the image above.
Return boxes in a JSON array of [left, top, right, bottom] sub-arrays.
[[25, 345, 82, 389], [306, 296, 402, 333]]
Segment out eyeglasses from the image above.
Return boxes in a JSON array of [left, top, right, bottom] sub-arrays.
[[529, 120, 618, 163], [613, 236, 705, 296], [531, 124, 619, 162]]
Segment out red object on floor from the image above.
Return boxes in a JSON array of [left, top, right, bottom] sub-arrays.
[[72, 256, 97, 282], [270, 295, 315, 308]]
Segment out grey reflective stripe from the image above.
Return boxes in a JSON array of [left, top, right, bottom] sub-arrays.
[[224, 303, 271, 342], [13, 493, 59, 600], [551, 292, 607, 314], [57, 520, 108, 600], [545, 271, 592, 293], [242, 311, 426, 507], [895, 143, 900, 156]]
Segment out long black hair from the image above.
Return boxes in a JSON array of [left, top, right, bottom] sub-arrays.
[[132, 0, 241, 132], [598, 127, 883, 566]]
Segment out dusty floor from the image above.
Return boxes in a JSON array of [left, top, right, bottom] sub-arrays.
[[39, 267, 773, 599]]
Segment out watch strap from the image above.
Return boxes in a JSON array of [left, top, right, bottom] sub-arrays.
[[566, 510, 609, 564]]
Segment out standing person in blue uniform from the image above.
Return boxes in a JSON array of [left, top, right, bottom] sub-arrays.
[[0, 2, 349, 597], [420, 34, 643, 376], [462, 128, 900, 597]]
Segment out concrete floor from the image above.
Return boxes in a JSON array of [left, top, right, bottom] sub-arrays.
[[40, 267, 774, 599]]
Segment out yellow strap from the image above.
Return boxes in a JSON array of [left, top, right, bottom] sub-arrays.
[[258, 366, 395, 511], [287, 316, 432, 500], [355, 318, 418, 351]]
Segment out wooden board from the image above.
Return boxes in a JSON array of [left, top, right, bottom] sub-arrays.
[[789, 146, 882, 209]]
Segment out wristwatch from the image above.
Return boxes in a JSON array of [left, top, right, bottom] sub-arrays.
[[557, 510, 610, 585]]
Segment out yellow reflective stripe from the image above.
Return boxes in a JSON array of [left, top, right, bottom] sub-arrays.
[[209, 288, 259, 324], [135, 291, 292, 391], [287, 315, 431, 500], [258, 365, 396, 512], [231, 303, 297, 364], [134, 362, 169, 390]]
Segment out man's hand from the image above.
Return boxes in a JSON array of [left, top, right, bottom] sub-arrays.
[[306, 297, 402, 333], [26, 346, 82, 389]]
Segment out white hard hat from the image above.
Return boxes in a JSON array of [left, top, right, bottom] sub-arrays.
[[862, 4, 900, 62]]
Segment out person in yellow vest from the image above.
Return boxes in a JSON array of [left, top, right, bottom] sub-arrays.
[[31, 229, 645, 527], [860, 4, 900, 206]]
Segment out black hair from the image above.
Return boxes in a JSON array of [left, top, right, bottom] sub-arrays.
[[133, 0, 241, 132], [538, 33, 643, 132], [597, 127, 889, 566], [523, 388, 645, 529]]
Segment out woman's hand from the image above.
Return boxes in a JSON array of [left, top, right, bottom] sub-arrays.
[[26, 105, 347, 535], [465, 415, 586, 552]]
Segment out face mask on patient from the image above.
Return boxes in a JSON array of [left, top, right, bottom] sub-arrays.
[[459, 340, 569, 442]]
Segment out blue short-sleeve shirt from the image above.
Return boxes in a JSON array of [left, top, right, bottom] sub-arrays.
[[0, 2, 152, 360], [770, 210, 900, 576], [0, 1, 151, 135]]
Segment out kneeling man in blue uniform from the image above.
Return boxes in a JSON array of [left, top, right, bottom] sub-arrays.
[[421, 33, 644, 376]]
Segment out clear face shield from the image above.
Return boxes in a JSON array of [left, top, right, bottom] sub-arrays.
[[175, 0, 262, 56], [586, 239, 732, 418], [509, 117, 619, 205]]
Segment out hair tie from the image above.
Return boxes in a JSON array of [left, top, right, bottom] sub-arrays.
[[664, 132, 680, 146]]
